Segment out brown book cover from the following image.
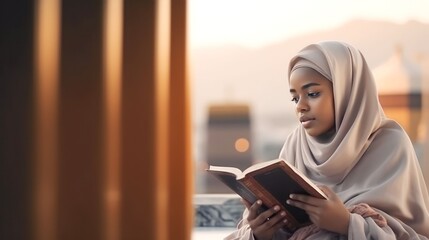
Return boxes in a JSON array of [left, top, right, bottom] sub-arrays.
[[206, 159, 327, 232]]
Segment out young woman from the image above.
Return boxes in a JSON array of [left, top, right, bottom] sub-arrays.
[[225, 41, 429, 239]]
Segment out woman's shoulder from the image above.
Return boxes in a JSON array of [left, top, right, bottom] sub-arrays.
[[372, 120, 412, 146], [366, 119, 417, 167]]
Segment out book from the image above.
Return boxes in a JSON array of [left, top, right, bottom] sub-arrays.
[[206, 159, 327, 232]]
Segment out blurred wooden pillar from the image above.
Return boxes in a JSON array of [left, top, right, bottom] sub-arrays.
[[1, 0, 192, 239], [34, 0, 60, 240], [121, 1, 156, 239], [57, 1, 104, 239], [102, 0, 123, 240], [169, 0, 193, 238], [121, 0, 191, 239], [121, 0, 165, 239], [0, 1, 35, 240]]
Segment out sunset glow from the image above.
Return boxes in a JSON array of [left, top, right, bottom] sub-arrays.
[[189, 0, 429, 48]]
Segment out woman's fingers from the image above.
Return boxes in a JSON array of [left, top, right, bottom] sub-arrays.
[[246, 202, 289, 240], [252, 209, 287, 237], [287, 197, 319, 213], [247, 200, 263, 220], [287, 193, 330, 215], [255, 205, 281, 225], [318, 185, 337, 199], [288, 193, 325, 206], [251, 205, 287, 230], [240, 198, 252, 209], [264, 209, 287, 228]]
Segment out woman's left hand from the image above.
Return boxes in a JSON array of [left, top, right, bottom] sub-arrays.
[[286, 185, 350, 235]]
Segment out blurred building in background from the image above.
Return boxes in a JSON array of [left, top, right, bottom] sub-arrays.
[[203, 104, 253, 193], [373, 45, 423, 142]]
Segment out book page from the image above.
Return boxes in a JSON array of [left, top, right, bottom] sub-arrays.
[[207, 169, 260, 205], [208, 165, 243, 178]]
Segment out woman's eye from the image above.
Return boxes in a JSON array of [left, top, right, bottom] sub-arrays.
[[308, 92, 320, 98], [291, 97, 298, 103]]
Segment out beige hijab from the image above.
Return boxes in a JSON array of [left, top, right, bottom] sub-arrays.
[[279, 41, 429, 237]]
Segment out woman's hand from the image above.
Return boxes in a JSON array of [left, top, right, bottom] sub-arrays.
[[242, 199, 288, 240], [286, 186, 350, 235]]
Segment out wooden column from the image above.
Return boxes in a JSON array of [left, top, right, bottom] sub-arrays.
[[0, 1, 34, 240], [57, 1, 104, 239], [169, 0, 193, 239], [121, 0, 160, 239], [121, 0, 191, 239], [102, 0, 123, 240], [34, 0, 60, 240], [0, 1, 192, 239]]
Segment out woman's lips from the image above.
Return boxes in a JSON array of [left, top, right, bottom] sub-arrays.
[[300, 116, 315, 128]]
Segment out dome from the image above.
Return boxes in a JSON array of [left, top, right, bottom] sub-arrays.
[[373, 45, 422, 95]]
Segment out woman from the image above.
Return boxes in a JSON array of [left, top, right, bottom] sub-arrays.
[[225, 41, 429, 239]]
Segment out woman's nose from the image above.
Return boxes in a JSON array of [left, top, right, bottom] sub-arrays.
[[296, 99, 309, 112]]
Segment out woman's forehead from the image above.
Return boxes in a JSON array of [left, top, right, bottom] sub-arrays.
[[289, 67, 331, 85]]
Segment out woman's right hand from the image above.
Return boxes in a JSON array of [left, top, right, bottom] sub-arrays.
[[242, 199, 288, 240]]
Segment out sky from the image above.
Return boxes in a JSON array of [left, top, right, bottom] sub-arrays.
[[189, 0, 429, 48]]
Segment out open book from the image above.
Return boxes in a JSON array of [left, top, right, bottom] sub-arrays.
[[207, 159, 327, 232]]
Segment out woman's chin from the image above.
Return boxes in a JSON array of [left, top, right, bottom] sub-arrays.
[[307, 128, 336, 142]]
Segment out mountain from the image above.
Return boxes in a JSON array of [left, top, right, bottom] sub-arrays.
[[190, 19, 429, 158], [261, 19, 429, 67]]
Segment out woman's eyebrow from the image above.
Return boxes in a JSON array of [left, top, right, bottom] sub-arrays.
[[289, 82, 321, 93]]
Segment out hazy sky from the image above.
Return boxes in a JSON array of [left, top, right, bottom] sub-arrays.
[[189, 0, 429, 48]]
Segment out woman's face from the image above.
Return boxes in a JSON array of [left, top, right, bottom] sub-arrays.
[[289, 67, 335, 140]]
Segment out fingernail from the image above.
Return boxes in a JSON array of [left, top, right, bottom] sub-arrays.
[[274, 205, 280, 211], [283, 219, 288, 223], [257, 200, 262, 205], [289, 194, 294, 198], [281, 211, 286, 216], [286, 200, 292, 205]]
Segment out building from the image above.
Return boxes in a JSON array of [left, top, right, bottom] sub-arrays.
[[204, 104, 253, 193], [373, 45, 422, 141]]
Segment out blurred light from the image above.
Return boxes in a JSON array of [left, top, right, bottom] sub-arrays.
[[103, 0, 123, 240], [235, 138, 249, 153], [34, 0, 60, 240]]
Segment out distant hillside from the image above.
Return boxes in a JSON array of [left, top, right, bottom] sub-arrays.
[[193, 19, 429, 69], [261, 19, 429, 68]]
